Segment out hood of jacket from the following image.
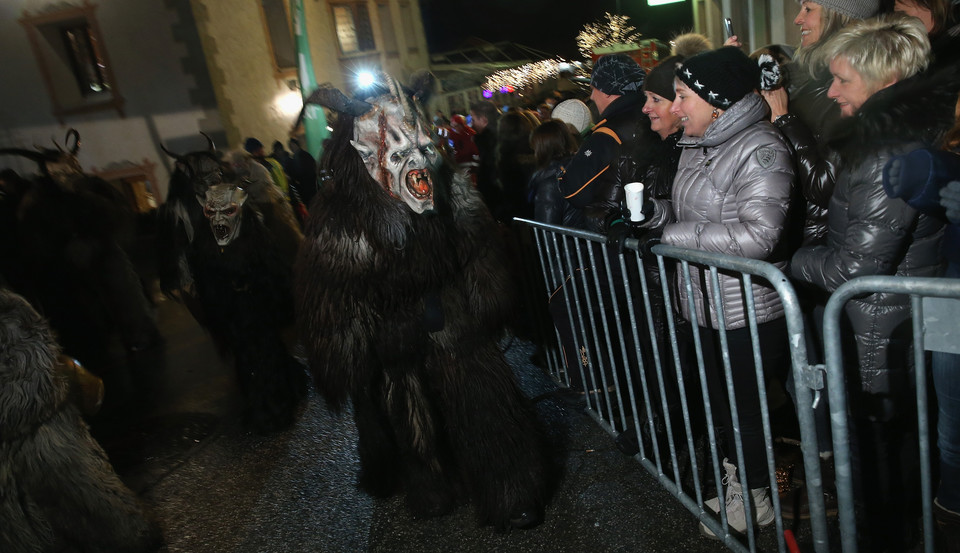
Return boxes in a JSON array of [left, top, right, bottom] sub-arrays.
[[679, 92, 769, 149]]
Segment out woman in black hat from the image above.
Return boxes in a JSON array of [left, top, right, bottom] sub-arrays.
[[662, 46, 796, 539]]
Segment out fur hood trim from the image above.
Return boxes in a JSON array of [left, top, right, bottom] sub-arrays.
[[828, 63, 960, 164]]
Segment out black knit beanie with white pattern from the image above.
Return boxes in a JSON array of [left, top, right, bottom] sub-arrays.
[[675, 47, 760, 109]]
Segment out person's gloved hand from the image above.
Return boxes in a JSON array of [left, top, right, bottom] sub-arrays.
[[883, 149, 933, 200], [622, 198, 655, 224], [941, 180, 960, 225], [606, 221, 633, 253], [638, 235, 661, 259]]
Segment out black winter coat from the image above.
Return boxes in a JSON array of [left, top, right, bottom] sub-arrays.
[[558, 94, 657, 232], [791, 67, 959, 396], [776, 64, 840, 246], [531, 155, 582, 227]]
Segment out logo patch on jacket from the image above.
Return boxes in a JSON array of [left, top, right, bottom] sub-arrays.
[[756, 147, 776, 168]]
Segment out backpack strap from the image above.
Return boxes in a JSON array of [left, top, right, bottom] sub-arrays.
[[592, 126, 622, 144]]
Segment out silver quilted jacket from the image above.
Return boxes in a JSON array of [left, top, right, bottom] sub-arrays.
[[662, 93, 795, 330]]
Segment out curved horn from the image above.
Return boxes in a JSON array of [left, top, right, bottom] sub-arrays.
[[160, 142, 186, 163], [304, 84, 372, 116], [294, 84, 372, 134], [200, 131, 216, 151], [65, 129, 80, 155]]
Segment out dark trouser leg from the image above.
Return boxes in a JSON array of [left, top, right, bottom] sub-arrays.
[[701, 318, 788, 490]]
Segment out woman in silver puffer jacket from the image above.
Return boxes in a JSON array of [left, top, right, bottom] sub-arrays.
[[662, 46, 796, 539]]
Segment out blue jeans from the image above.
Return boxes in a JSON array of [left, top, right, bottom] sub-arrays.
[[933, 351, 960, 511]]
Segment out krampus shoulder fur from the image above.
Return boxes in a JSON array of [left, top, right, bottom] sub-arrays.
[[0, 289, 162, 553]]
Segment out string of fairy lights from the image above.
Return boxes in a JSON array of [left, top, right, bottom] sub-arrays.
[[481, 59, 581, 95], [480, 12, 640, 96]]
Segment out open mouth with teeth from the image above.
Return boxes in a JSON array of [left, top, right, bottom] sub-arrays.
[[213, 224, 230, 242], [405, 168, 433, 199]]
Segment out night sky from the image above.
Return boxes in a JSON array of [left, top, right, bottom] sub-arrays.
[[419, 0, 694, 60]]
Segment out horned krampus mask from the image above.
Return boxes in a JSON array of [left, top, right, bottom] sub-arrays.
[[0, 129, 84, 189], [300, 74, 440, 214], [199, 184, 246, 246]]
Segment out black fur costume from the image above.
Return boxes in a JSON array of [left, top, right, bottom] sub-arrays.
[[0, 289, 162, 553], [157, 142, 307, 432], [0, 133, 159, 371], [294, 86, 552, 529]]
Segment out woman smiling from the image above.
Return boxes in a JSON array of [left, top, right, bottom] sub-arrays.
[[661, 46, 796, 539], [790, 13, 959, 551]]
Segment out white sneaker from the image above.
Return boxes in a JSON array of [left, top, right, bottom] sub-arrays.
[[699, 458, 775, 539]]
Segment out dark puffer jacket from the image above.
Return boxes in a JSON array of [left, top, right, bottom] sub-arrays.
[[531, 155, 583, 227], [558, 93, 658, 232], [776, 64, 840, 246], [791, 67, 959, 395]]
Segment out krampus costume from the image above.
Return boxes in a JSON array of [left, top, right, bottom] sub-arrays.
[[157, 139, 307, 432], [0, 130, 160, 371], [294, 77, 551, 529], [0, 289, 162, 553]]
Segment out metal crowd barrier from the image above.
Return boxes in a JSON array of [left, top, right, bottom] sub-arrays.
[[822, 276, 960, 553], [514, 218, 831, 553]]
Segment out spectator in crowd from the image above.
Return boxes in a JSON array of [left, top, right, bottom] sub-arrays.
[[271, 140, 292, 171], [882, 93, 960, 552], [469, 100, 502, 212], [789, 14, 952, 551], [891, 0, 960, 70], [610, 54, 690, 457], [529, 119, 579, 226], [759, 4, 881, 517], [549, 99, 593, 143], [558, 53, 655, 234], [287, 138, 318, 209], [448, 114, 479, 181], [670, 32, 713, 58], [663, 46, 795, 538], [244, 137, 291, 201], [766, 0, 880, 246], [496, 110, 538, 222]]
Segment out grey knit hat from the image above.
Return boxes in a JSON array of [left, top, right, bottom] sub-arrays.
[[799, 0, 879, 20]]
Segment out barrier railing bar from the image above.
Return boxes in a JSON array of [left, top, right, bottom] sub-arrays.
[[742, 272, 788, 553], [655, 250, 705, 508], [615, 249, 664, 469], [655, 243, 829, 552], [913, 294, 934, 553]]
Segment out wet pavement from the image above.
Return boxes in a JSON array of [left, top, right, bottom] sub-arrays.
[[86, 296, 799, 553]]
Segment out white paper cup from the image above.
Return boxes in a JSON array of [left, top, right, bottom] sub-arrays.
[[624, 182, 645, 222]]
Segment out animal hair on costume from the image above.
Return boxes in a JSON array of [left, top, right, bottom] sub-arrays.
[[295, 81, 554, 530], [0, 289, 163, 553], [157, 140, 308, 433]]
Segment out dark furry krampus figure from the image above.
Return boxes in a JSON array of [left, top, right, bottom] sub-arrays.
[[0, 130, 160, 371], [157, 140, 307, 432], [294, 77, 552, 529], [0, 289, 163, 553]]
